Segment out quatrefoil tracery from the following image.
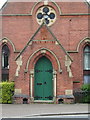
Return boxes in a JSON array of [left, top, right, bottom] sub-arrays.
[[36, 6, 56, 26]]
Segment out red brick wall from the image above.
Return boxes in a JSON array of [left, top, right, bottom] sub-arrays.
[[1, 1, 89, 101]]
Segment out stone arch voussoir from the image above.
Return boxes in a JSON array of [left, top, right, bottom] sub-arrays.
[[76, 37, 90, 52], [25, 48, 62, 73], [0, 37, 16, 52]]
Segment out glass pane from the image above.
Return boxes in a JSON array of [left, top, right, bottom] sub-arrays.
[[49, 13, 55, 19], [2, 45, 10, 55], [2, 45, 10, 68], [2, 53, 4, 67], [84, 75, 90, 84], [84, 53, 90, 70], [4, 56, 8, 68], [84, 46, 90, 52], [43, 7, 49, 13], [37, 13, 43, 19]]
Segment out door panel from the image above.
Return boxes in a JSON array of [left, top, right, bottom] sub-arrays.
[[34, 56, 53, 100]]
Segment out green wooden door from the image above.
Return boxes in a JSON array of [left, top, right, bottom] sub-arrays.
[[34, 56, 53, 100]]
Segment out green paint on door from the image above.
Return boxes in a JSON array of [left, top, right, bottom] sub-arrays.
[[34, 56, 53, 100]]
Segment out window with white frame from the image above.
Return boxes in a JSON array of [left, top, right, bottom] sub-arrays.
[[2, 45, 10, 69], [83, 45, 90, 84], [2, 45, 10, 81], [36, 6, 56, 26], [84, 75, 90, 84], [84, 45, 90, 70]]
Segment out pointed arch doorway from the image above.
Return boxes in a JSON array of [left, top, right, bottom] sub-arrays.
[[34, 56, 53, 100]]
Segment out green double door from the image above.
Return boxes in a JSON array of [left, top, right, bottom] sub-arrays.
[[34, 56, 53, 100]]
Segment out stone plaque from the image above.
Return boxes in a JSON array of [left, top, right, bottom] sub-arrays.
[[15, 89, 21, 94], [65, 90, 73, 95]]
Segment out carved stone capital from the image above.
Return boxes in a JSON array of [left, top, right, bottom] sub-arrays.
[[65, 55, 73, 78], [15, 56, 22, 76]]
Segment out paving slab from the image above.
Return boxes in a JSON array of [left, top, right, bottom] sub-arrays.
[[1, 104, 90, 118]]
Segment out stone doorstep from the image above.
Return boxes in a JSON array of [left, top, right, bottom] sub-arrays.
[[13, 94, 75, 104]]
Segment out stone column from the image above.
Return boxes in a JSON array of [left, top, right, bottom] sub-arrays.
[[0, 14, 2, 81], [0, 45, 2, 81], [30, 70, 34, 101], [53, 70, 57, 101]]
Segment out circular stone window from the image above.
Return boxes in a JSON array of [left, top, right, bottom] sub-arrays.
[[36, 6, 56, 26]]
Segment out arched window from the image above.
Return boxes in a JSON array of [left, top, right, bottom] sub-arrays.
[[2, 45, 10, 81], [83, 45, 90, 84], [84, 45, 90, 70]]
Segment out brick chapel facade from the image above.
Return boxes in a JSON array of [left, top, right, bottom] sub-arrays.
[[0, 0, 90, 103]]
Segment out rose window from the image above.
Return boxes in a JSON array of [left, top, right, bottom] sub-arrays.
[[36, 6, 56, 26]]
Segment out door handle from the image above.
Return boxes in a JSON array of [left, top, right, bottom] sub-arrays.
[[37, 83, 42, 85], [44, 82, 47, 84]]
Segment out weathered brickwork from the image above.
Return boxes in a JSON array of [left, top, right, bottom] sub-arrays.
[[1, 1, 90, 103]]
